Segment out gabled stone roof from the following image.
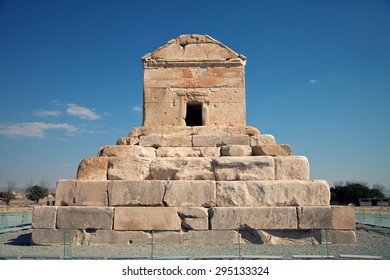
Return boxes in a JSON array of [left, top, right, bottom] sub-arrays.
[[142, 34, 246, 68]]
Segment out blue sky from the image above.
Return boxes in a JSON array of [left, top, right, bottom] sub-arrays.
[[0, 0, 389, 194]]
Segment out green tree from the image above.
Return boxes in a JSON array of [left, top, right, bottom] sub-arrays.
[[25, 180, 49, 204], [330, 181, 386, 205], [0, 180, 16, 206]]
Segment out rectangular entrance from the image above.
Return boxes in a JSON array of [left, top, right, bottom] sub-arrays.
[[185, 102, 203, 126]]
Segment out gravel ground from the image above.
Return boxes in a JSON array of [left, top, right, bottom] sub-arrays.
[[0, 225, 389, 260]]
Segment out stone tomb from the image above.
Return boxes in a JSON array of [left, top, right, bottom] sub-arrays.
[[32, 35, 356, 246]]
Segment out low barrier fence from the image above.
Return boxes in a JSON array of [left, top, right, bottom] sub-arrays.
[[0, 211, 32, 232]]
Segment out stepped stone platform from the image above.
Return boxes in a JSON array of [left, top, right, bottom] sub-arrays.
[[31, 34, 356, 245]]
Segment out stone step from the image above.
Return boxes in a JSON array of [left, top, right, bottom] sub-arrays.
[[76, 155, 310, 181], [55, 179, 330, 208], [32, 205, 355, 232]]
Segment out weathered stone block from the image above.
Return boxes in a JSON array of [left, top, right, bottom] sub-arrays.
[[241, 229, 322, 245], [99, 145, 155, 158], [221, 145, 252, 156], [114, 207, 181, 230], [213, 156, 274, 181], [216, 180, 330, 207], [150, 158, 214, 180], [193, 134, 250, 147], [152, 231, 183, 244], [139, 134, 192, 147], [32, 206, 57, 229], [142, 103, 182, 127], [156, 147, 220, 157], [144, 67, 244, 88], [55, 180, 108, 206], [209, 207, 298, 230], [116, 136, 139, 145], [164, 181, 216, 207], [182, 230, 239, 245], [76, 157, 108, 180], [207, 103, 246, 126], [298, 207, 332, 229], [252, 144, 291, 156], [331, 206, 356, 229], [31, 229, 78, 245], [108, 181, 164, 206], [88, 230, 151, 245], [177, 207, 209, 230], [107, 157, 151, 180], [250, 135, 276, 146], [274, 156, 310, 180], [57, 207, 114, 230]]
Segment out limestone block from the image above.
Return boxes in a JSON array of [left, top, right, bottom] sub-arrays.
[[152, 231, 183, 244], [31, 229, 78, 245], [331, 206, 356, 229], [156, 147, 220, 157], [116, 136, 139, 145], [274, 156, 310, 180], [108, 181, 164, 206], [57, 207, 114, 230], [207, 103, 246, 126], [107, 157, 151, 180], [182, 230, 239, 245], [252, 144, 291, 156], [298, 207, 332, 229], [99, 145, 155, 158], [150, 158, 214, 180], [139, 134, 192, 147], [209, 207, 298, 230], [221, 145, 252, 156], [32, 206, 57, 229], [143, 103, 182, 127], [76, 157, 108, 180], [250, 135, 276, 146], [144, 67, 244, 88], [321, 230, 357, 244], [178, 207, 209, 231], [164, 181, 216, 207], [54, 180, 75, 206], [114, 207, 181, 230], [87, 230, 151, 245], [241, 229, 322, 245], [216, 180, 330, 207], [55, 180, 108, 206], [193, 134, 250, 147], [131, 125, 259, 137], [213, 156, 274, 181]]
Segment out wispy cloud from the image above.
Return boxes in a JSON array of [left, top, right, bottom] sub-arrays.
[[0, 122, 78, 138], [66, 104, 101, 120], [132, 105, 142, 112], [34, 109, 62, 117], [308, 79, 318, 84]]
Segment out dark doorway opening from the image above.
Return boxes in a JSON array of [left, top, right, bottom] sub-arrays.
[[185, 102, 203, 126]]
